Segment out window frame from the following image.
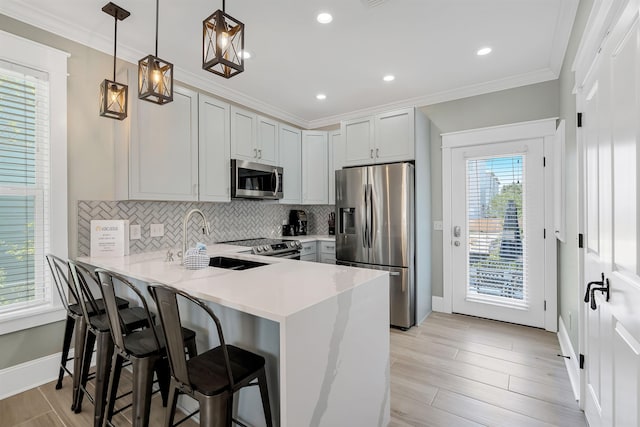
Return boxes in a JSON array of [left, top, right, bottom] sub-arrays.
[[0, 30, 68, 335]]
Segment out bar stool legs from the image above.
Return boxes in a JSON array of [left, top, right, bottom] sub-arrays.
[[56, 314, 77, 390]]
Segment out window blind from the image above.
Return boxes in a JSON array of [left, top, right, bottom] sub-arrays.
[[466, 155, 527, 305], [0, 60, 51, 313]]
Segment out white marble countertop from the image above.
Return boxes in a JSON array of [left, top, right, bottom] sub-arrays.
[[77, 243, 385, 323], [286, 234, 336, 243]]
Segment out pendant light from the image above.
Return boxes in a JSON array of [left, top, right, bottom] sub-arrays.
[[138, 0, 173, 104], [99, 2, 130, 120], [202, 0, 245, 78]]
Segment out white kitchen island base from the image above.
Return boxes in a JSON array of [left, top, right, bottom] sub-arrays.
[[78, 250, 390, 427]]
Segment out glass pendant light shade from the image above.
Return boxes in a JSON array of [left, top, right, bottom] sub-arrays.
[[99, 79, 128, 120], [202, 6, 244, 78], [139, 55, 173, 104], [100, 2, 129, 120]]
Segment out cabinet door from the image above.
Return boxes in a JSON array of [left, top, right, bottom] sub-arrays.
[[257, 116, 279, 166], [342, 117, 374, 166], [129, 86, 198, 200], [231, 106, 257, 162], [279, 125, 302, 204], [374, 108, 415, 162], [302, 131, 328, 204], [328, 130, 344, 205], [199, 94, 230, 202]]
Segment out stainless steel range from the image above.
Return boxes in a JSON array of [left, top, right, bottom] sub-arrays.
[[223, 238, 302, 259]]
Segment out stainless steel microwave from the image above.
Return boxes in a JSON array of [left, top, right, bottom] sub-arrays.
[[231, 159, 283, 200]]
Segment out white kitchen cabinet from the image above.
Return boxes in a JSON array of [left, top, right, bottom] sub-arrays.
[[328, 130, 344, 205], [119, 84, 199, 201], [318, 240, 336, 264], [374, 108, 415, 163], [301, 131, 328, 204], [300, 241, 317, 262], [256, 115, 279, 165], [342, 117, 374, 166], [279, 125, 302, 204], [199, 94, 231, 202], [230, 106, 279, 166], [342, 107, 417, 167]]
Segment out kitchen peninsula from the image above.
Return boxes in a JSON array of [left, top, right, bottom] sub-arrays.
[[78, 245, 390, 427]]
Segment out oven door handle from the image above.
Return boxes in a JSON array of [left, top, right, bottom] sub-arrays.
[[271, 251, 301, 259]]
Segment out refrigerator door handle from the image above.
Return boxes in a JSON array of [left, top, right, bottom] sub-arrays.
[[362, 184, 368, 248], [369, 183, 375, 249]]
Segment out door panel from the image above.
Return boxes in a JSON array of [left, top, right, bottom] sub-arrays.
[[335, 167, 368, 264], [368, 163, 414, 268], [450, 139, 545, 327]]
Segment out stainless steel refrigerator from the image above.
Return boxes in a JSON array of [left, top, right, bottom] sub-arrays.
[[335, 162, 415, 329]]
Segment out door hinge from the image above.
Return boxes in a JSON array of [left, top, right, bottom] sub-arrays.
[[544, 229, 546, 239], [577, 112, 583, 128], [544, 300, 547, 311], [543, 156, 546, 167], [578, 233, 584, 248], [580, 353, 585, 369]]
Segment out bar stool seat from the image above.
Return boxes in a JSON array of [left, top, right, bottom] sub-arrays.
[[188, 345, 265, 396], [123, 325, 196, 358]]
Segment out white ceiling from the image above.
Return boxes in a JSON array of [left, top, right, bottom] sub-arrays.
[[0, 0, 578, 128]]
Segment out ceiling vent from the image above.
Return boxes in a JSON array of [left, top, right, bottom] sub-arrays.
[[361, 0, 387, 8]]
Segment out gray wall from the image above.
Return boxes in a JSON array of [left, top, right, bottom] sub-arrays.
[[419, 80, 561, 297], [558, 0, 594, 353]]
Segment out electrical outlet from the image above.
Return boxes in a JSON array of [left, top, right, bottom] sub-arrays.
[[433, 220, 443, 231], [130, 224, 141, 240], [150, 223, 164, 238]]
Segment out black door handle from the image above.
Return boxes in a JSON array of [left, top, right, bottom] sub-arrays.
[[589, 278, 610, 310], [584, 272, 605, 303]]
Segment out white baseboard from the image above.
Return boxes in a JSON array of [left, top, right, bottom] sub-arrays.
[[0, 352, 62, 400], [558, 316, 580, 401], [432, 296, 445, 312]]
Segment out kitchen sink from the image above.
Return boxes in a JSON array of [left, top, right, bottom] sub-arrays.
[[209, 256, 267, 271]]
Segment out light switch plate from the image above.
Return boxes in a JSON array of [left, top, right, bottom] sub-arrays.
[[150, 223, 164, 238], [130, 224, 141, 240], [433, 220, 443, 231]]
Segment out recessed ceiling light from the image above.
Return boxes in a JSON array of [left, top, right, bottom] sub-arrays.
[[317, 12, 333, 24], [316, 93, 327, 100], [241, 50, 252, 59], [477, 47, 492, 56], [383, 75, 395, 82]]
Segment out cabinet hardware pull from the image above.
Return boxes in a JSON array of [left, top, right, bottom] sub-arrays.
[[254, 148, 257, 157], [376, 148, 379, 158], [370, 149, 374, 158], [258, 149, 262, 158]]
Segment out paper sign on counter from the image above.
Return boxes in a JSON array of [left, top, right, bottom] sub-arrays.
[[90, 220, 130, 257]]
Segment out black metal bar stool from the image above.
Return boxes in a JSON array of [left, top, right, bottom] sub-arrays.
[[95, 269, 197, 427], [148, 284, 273, 427], [68, 260, 152, 427], [45, 254, 129, 401]]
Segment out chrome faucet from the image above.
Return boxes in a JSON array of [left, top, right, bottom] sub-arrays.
[[182, 208, 211, 264]]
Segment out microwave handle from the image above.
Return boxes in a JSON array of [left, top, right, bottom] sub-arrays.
[[273, 169, 280, 196]]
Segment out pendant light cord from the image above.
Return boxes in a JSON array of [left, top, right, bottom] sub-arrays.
[[155, 0, 159, 57], [113, 15, 118, 81], [222, 0, 226, 12]]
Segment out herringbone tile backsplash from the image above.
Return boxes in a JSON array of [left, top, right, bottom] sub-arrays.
[[77, 200, 334, 256]]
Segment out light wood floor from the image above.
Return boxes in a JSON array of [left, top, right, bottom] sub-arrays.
[[1, 312, 585, 426]]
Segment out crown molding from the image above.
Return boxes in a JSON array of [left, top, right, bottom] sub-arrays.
[[307, 68, 558, 129], [1, 1, 564, 130], [549, 0, 580, 75]]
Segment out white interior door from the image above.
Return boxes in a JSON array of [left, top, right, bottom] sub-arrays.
[[580, 1, 640, 425], [450, 139, 546, 327]]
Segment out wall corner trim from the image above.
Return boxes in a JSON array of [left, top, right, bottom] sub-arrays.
[[431, 296, 446, 313], [558, 315, 581, 402]]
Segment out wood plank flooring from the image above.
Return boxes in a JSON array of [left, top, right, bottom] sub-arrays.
[[0, 312, 585, 426]]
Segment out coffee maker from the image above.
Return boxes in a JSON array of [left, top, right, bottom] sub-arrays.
[[289, 210, 308, 235]]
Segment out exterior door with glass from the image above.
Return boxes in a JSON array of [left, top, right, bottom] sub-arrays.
[[449, 139, 546, 327]]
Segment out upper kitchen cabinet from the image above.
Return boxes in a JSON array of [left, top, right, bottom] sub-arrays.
[[199, 94, 231, 202], [302, 130, 328, 204], [342, 117, 374, 166], [342, 107, 416, 167], [230, 106, 278, 166], [328, 130, 344, 205], [374, 108, 415, 162], [279, 125, 302, 204], [116, 84, 199, 201]]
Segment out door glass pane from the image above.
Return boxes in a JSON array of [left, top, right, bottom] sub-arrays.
[[466, 155, 527, 305]]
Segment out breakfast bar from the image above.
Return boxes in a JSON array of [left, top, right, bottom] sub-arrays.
[[78, 246, 390, 427]]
